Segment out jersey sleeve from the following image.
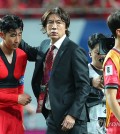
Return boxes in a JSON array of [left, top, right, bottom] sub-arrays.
[[103, 58, 119, 89]]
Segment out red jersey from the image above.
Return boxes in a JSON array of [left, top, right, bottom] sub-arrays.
[[0, 48, 27, 134], [103, 48, 120, 134]]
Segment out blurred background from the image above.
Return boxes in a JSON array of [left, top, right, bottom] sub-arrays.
[[0, 0, 119, 133]]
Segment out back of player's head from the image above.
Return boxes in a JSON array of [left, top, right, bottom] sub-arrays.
[[107, 10, 120, 38]]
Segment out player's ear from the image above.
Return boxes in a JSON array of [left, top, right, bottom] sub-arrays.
[[0, 32, 5, 39]]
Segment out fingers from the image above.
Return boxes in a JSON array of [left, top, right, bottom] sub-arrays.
[[99, 75, 104, 86], [61, 115, 75, 131], [100, 78, 104, 89], [61, 122, 74, 131], [98, 76, 104, 89], [27, 96, 32, 103], [18, 94, 32, 106], [24, 99, 32, 105], [92, 76, 104, 89], [24, 96, 32, 105]]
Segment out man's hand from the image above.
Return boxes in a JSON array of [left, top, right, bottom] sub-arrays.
[[18, 93, 32, 106], [92, 75, 104, 90], [61, 115, 75, 131]]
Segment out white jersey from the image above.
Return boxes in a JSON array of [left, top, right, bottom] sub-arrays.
[[87, 63, 106, 134]]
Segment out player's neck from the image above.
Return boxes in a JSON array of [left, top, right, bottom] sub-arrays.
[[0, 42, 14, 55], [114, 39, 120, 51]]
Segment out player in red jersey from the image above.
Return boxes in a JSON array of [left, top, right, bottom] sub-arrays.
[[0, 14, 31, 134], [103, 50, 120, 133], [103, 10, 120, 133]]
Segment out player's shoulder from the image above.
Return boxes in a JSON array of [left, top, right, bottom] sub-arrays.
[[16, 48, 27, 57]]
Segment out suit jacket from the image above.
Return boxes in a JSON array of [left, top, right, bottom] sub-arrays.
[[20, 37, 91, 126]]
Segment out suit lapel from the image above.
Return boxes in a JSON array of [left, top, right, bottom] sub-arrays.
[[51, 37, 70, 74]]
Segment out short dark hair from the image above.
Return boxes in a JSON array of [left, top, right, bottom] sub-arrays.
[[41, 7, 70, 36], [88, 33, 106, 51], [0, 14, 23, 33], [107, 10, 120, 38]]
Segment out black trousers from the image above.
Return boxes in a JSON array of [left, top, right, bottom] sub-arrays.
[[46, 112, 88, 134]]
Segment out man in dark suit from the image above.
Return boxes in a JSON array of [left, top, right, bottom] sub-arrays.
[[20, 7, 90, 134]]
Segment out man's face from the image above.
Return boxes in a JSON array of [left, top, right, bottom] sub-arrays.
[[90, 44, 105, 69], [45, 14, 66, 43], [2, 28, 22, 50]]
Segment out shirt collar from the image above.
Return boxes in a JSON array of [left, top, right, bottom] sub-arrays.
[[50, 35, 66, 49]]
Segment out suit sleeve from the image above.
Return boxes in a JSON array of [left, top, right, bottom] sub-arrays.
[[67, 47, 90, 119], [19, 39, 50, 62], [19, 39, 39, 61]]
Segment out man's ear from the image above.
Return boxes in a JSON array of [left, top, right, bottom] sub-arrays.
[[89, 52, 92, 57], [0, 32, 4, 39], [116, 29, 120, 37]]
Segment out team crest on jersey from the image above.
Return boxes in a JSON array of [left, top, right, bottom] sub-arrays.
[[19, 76, 24, 85], [105, 65, 113, 76]]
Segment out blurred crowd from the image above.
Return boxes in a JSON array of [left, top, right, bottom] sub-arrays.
[[0, 0, 120, 18]]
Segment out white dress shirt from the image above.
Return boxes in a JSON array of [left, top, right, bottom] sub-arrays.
[[45, 35, 66, 110]]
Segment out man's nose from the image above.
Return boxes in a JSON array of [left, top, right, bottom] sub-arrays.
[[15, 36, 20, 42], [52, 22, 57, 29], [101, 55, 106, 58]]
